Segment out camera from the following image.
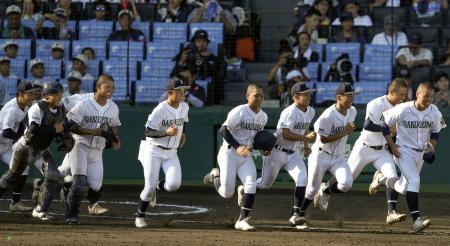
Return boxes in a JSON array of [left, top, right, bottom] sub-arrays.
[[324, 53, 354, 83], [184, 43, 209, 77]]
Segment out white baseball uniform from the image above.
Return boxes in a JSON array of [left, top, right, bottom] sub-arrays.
[[0, 98, 28, 168], [58, 93, 93, 176], [216, 104, 268, 198], [383, 101, 446, 194], [66, 96, 121, 191], [138, 101, 189, 202], [348, 95, 398, 181], [305, 104, 356, 200], [257, 104, 315, 189]]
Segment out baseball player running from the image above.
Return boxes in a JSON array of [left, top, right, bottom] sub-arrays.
[[295, 82, 357, 229], [0, 82, 39, 212], [256, 82, 316, 226], [65, 75, 121, 224], [135, 77, 190, 228], [0, 82, 74, 221], [319, 79, 409, 225], [204, 83, 268, 231], [382, 82, 446, 232]]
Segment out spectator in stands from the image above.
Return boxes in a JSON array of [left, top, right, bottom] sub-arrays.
[[82, 47, 96, 60], [371, 14, 408, 46], [312, 0, 334, 26], [64, 71, 86, 97], [267, 48, 309, 99], [370, 0, 401, 9], [72, 54, 94, 80], [175, 30, 219, 79], [434, 71, 450, 111], [156, 0, 195, 22], [396, 32, 433, 69], [3, 41, 19, 60], [440, 39, 450, 65], [412, 0, 448, 19], [332, 0, 372, 26], [92, 0, 111, 21], [293, 8, 321, 43], [395, 66, 414, 101], [331, 12, 365, 43], [0, 57, 18, 80], [188, 0, 237, 34], [160, 66, 206, 107], [107, 10, 146, 41], [36, 8, 75, 40], [51, 43, 65, 60], [22, 0, 43, 22], [1, 5, 35, 40], [29, 58, 48, 81], [57, 0, 81, 20], [293, 32, 320, 62]]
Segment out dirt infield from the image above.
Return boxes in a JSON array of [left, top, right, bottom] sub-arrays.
[[1, 185, 450, 245]]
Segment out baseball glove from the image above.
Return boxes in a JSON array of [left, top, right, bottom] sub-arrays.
[[100, 122, 118, 149], [57, 134, 75, 153], [423, 142, 435, 164]]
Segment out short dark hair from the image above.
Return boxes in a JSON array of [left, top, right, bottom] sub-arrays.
[[305, 8, 321, 18], [297, 31, 311, 40]]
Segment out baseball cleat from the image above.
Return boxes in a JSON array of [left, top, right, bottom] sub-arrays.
[[369, 170, 384, 196], [235, 217, 255, 231], [386, 210, 407, 225], [88, 202, 109, 215], [32, 208, 54, 221], [314, 183, 330, 211], [203, 168, 220, 185], [9, 202, 33, 212], [237, 185, 245, 207], [295, 217, 308, 230], [413, 217, 431, 233], [67, 217, 79, 225], [135, 217, 148, 228], [289, 213, 304, 226]]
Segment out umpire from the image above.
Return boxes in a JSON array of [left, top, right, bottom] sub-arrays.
[[0, 82, 74, 221]]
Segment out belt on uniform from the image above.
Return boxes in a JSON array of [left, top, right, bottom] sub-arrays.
[[156, 145, 175, 150], [318, 147, 333, 156], [363, 142, 384, 151], [275, 145, 295, 154], [402, 145, 423, 152]]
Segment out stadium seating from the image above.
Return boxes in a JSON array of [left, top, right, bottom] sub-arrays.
[[59, 79, 95, 93], [36, 39, 71, 60], [65, 59, 100, 78], [0, 39, 32, 60], [102, 59, 138, 81], [79, 20, 114, 40], [152, 22, 188, 43], [190, 23, 224, 44], [306, 62, 320, 82], [28, 59, 63, 79], [353, 81, 389, 105], [326, 43, 361, 64], [72, 40, 107, 60], [359, 63, 392, 82], [321, 62, 357, 82], [141, 59, 174, 79], [135, 78, 167, 103], [315, 82, 341, 104], [108, 41, 145, 61], [4, 78, 19, 99], [9, 59, 27, 79], [147, 42, 181, 60], [363, 44, 398, 63], [116, 21, 151, 41]]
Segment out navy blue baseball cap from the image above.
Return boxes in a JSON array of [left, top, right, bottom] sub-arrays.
[[291, 82, 316, 96], [191, 29, 210, 43], [336, 82, 358, 95], [166, 77, 190, 90], [17, 81, 41, 93]]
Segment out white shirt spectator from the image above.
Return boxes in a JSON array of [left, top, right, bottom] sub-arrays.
[[276, 68, 310, 85], [372, 32, 408, 46], [297, 24, 319, 43], [332, 15, 373, 26], [293, 46, 313, 60], [395, 47, 433, 64]]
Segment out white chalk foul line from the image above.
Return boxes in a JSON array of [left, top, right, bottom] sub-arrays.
[[0, 199, 209, 218]]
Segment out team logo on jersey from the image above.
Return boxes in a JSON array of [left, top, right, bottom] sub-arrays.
[[402, 120, 433, 129], [330, 125, 346, 134], [84, 116, 111, 124], [162, 118, 184, 127], [294, 122, 310, 130], [239, 121, 264, 131]]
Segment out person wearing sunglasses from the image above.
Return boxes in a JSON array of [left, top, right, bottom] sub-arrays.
[[93, 0, 110, 21]]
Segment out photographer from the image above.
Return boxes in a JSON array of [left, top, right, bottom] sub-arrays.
[[157, 0, 195, 23], [323, 53, 355, 83], [268, 48, 310, 99], [175, 30, 219, 80], [36, 8, 75, 40]]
